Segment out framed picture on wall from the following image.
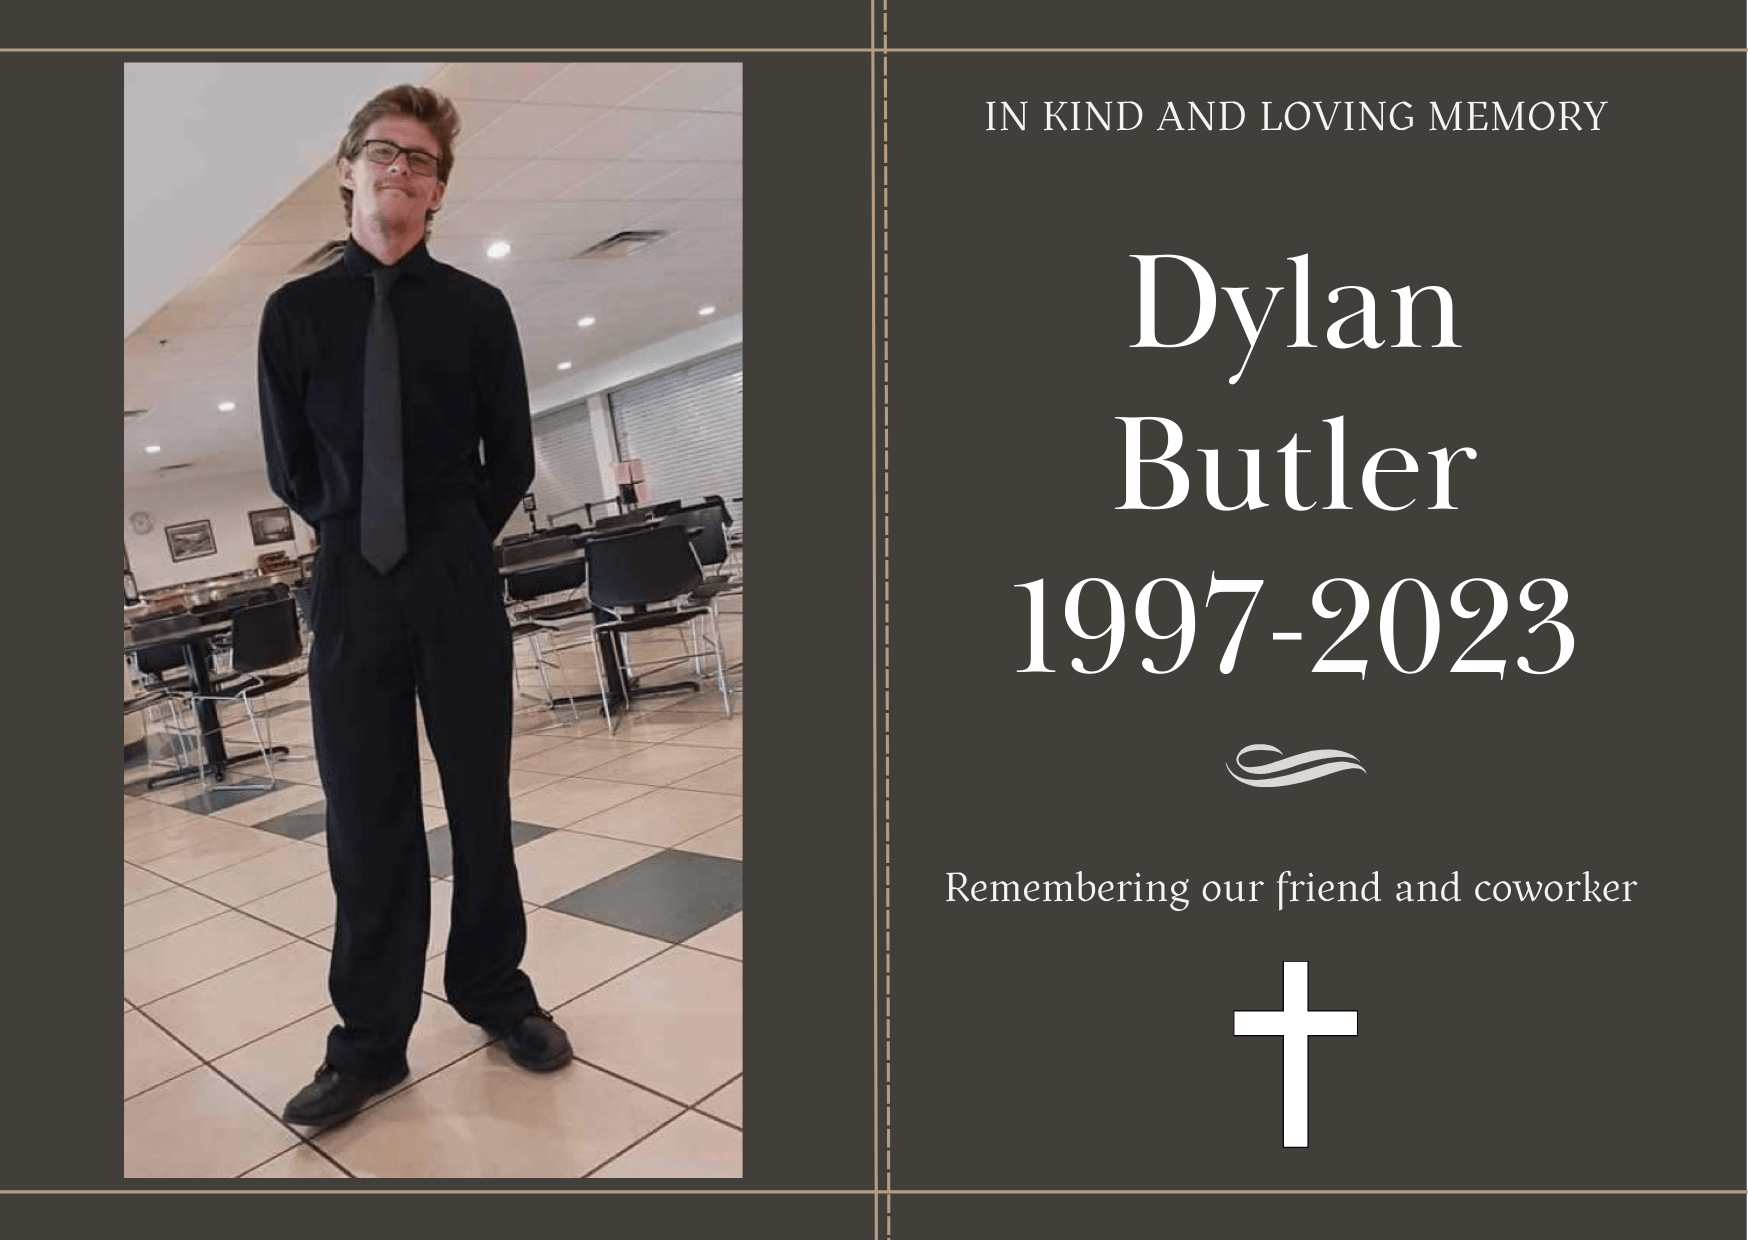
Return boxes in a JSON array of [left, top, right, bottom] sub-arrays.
[[249, 506, 296, 546], [165, 519, 217, 563]]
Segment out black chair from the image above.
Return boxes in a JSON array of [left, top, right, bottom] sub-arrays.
[[646, 499, 684, 517], [501, 535, 594, 715], [189, 598, 305, 790], [128, 611, 201, 694], [583, 523, 732, 733], [592, 510, 649, 533]]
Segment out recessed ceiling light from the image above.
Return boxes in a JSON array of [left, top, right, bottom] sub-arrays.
[[217, 400, 236, 412], [145, 444, 162, 454], [577, 316, 596, 328], [486, 240, 512, 259], [557, 361, 573, 371], [698, 305, 716, 316]]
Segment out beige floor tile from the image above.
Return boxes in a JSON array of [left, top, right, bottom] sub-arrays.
[[188, 840, 330, 907], [587, 744, 737, 788], [242, 872, 336, 937], [124, 1066, 299, 1179], [210, 781, 325, 827], [123, 816, 251, 865], [426, 909, 667, 1010], [591, 1111, 742, 1178], [123, 802, 207, 844], [243, 1145, 349, 1178], [676, 817, 741, 860], [268, 753, 325, 786], [218, 999, 491, 1122], [514, 776, 653, 828], [427, 878, 452, 958], [124, 886, 230, 951], [554, 946, 741, 1103], [123, 1010, 200, 1099], [596, 716, 712, 744], [507, 767, 566, 797], [123, 862, 175, 905], [268, 718, 316, 747], [308, 925, 335, 949], [672, 755, 742, 795], [505, 831, 657, 906], [124, 910, 296, 1006], [124, 794, 159, 820], [669, 716, 742, 748], [145, 940, 332, 1060], [314, 1054, 679, 1178], [570, 788, 741, 849], [685, 911, 742, 961], [141, 826, 298, 884], [512, 738, 639, 777], [510, 731, 574, 762], [541, 716, 615, 740], [140, 782, 205, 807], [698, 1077, 742, 1127]]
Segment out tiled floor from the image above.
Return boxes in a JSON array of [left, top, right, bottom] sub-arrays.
[[123, 606, 743, 1179]]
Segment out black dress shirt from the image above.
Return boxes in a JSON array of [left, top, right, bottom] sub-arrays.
[[257, 237, 535, 539]]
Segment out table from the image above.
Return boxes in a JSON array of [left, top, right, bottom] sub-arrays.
[[123, 619, 288, 789]]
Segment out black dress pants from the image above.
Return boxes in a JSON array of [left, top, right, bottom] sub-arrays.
[[309, 503, 538, 1077]]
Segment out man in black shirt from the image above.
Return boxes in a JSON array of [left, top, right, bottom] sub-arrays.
[[258, 84, 572, 1128]]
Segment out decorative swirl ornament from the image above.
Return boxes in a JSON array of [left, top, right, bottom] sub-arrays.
[[1227, 744, 1365, 787]]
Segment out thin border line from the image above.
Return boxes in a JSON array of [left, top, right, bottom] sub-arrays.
[[17, 46, 1748, 52], [870, 6, 884, 1235], [15, 1188, 1744, 1195]]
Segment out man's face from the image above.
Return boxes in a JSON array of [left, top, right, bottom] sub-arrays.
[[340, 115, 447, 233]]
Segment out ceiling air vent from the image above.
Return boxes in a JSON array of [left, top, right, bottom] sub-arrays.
[[576, 230, 669, 259], [291, 239, 348, 274], [124, 408, 151, 425], [156, 462, 195, 476]]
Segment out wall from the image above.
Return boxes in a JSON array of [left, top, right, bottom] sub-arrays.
[[124, 469, 315, 592], [123, 315, 744, 585], [527, 313, 743, 419]]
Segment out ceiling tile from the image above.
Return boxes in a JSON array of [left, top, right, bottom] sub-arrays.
[[441, 156, 526, 201], [546, 109, 686, 162], [477, 159, 611, 202], [621, 63, 743, 112], [562, 161, 689, 202], [625, 112, 742, 163], [648, 198, 743, 231], [206, 242, 319, 280], [242, 202, 345, 247], [623, 162, 723, 201], [426, 62, 568, 104], [689, 166, 742, 200], [460, 103, 613, 159], [699, 88, 742, 115], [528, 63, 681, 108]]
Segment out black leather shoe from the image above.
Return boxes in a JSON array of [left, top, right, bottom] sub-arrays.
[[281, 1062, 409, 1127], [494, 1008, 573, 1072]]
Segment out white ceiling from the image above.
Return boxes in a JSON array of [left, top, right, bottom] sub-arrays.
[[124, 61, 743, 486]]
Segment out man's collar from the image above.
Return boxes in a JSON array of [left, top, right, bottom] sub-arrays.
[[341, 235, 435, 277]]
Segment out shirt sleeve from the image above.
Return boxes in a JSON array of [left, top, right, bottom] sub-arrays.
[[476, 288, 536, 537], [256, 290, 319, 525]]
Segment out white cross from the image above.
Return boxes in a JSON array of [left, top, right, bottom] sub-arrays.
[[1233, 961, 1357, 1147]]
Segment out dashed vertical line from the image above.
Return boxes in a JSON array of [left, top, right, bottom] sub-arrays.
[[880, 4, 891, 1238]]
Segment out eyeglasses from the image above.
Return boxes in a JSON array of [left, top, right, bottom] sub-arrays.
[[358, 139, 440, 178]]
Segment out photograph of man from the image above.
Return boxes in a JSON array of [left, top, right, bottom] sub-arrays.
[[257, 84, 571, 1128]]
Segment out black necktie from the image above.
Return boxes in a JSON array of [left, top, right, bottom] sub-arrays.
[[360, 266, 406, 574]]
